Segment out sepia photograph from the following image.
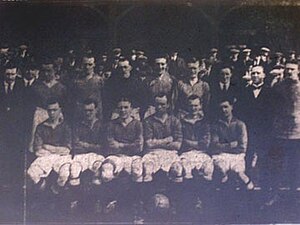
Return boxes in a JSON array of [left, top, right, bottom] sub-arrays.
[[0, 0, 300, 224]]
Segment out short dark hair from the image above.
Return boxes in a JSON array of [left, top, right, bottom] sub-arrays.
[[154, 93, 169, 103], [187, 94, 201, 103], [219, 63, 233, 72], [24, 62, 39, 71], [46, 97, 61, 108], [83, 98, 98, 108], [4, 62, 18, 71], [185, 56, 199, 64], [117, 97, 132, 105], [82, 54, 95, 62], [285, 60, 300, 70], [285, 59, 299, 65], [218, 96, 235, 106], [152, 53, 168, 61]]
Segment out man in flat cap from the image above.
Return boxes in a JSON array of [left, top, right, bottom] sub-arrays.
[[237, 48, 254, 84], [207, 48, 219, 65], [270, 52, 285, 69], [225, 48, 240, 83], [287, 50, 296, 61], [265, 64, 284, 87], [254, 47, 271, 72], [168, 50, 186, 80]]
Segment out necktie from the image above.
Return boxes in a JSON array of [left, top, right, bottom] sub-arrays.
[[7, 83, 12, 95], [222, 84, 227, 93]]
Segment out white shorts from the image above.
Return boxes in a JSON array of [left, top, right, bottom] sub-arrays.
[[27, 154, 72, 183], [212, 153, 246, 174], [180, 150, 214, 179], [145, 150, 179, 172], [72, 153, 105, 173]]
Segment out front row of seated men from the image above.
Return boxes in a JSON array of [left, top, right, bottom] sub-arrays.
[[27, 93, 253, 214]]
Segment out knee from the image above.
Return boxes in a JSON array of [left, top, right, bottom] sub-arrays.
[[203, 160, 214, 180], [70, 161, 82, 179], [57, 163, 71, 186], [27, 165, 44, 184], [69, 162, 82, 186]]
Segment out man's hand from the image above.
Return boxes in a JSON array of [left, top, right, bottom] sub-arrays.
[[164, 136, 173, 143], [109, 140, 124, 149], [230, 141, 238, 149], [166, 142, 181, 150], [42, 144, 56, 153], [76, 141, 91, 149], [35, 149, 51, 157], [42, 144, 70, 155], [57, 147, 70, 156]]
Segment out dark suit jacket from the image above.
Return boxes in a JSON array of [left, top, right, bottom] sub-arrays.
[[209, 82, 240, 120], [236, 84, 275, 137], [0, 78, 25, 143], [168, 57, 186, 80]]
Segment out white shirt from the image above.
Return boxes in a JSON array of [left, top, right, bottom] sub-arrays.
[[252, 83, 264, 98], [4, 81, 15, 94], [219, 82, 229, 91], [24, 78, 35, 87]]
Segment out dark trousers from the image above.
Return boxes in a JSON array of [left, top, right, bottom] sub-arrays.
[[268, 138, 300, 190]]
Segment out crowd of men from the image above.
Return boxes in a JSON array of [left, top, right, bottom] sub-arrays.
[[0, 43, 299, 221]]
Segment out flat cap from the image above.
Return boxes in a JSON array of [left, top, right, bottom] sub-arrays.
[[261, 47, 270, 52]]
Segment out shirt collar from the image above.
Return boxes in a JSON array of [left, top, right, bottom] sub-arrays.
[[153, 113, 170, 124], [4, 81, 15, 88], [81, 118, 98, 129], [24, 78, 35, 86], [182, 112, 204, 124], [218, 117, 237, 126], [252, 82, 264, 89], [43, 114, 64, 129], [115, 116, 134, 127]]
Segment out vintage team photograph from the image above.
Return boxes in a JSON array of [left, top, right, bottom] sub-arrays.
[[0, 0, 299, 224]]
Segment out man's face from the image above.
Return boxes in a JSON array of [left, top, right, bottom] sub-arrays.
[[289, 53, 296, 60], [101, 163, 114, 183], [47, 103, 61, 122], [219, 101, 233, 118], [219, 68, 232, 83], [251, 66, 265, 85], [242, 52, 250, 58], [118, 101, 132, 119], [131, 159, 143, 177], [188, 98, 202, 115], [82, 57, 95, 75], [118, 60, 132, 78], [155, 96, 169, 114], [25, 69, 39, 80], [0, 48, 9, 55], [187, 62, 200, 78], [101, 55, 107, 62], [284, 63, 299, 81], [261, 51, 269, 57], [41, 64, 55, 82], [83, 103, 97, 121], [54, 57, 63, 66], [270, 69, 283, 79], [4, 68, 17, 83], [154, 58, 167, 75]]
